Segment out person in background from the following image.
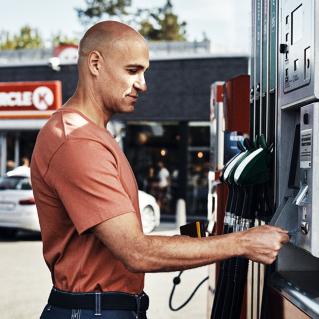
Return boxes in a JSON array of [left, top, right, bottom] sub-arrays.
[[156, 161, 170, 212], [6, 159, 16, 172], [7, 156, 30, 177], [157, 161, 170, 191]]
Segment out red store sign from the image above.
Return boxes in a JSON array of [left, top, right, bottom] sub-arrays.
[[0, 81, 62, 119]]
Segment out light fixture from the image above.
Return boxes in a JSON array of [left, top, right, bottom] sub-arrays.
[[197, 151, 204, 159], [160, 149, 167, 156]]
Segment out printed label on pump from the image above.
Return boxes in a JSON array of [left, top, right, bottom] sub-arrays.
[[300, 129, 312, 168]]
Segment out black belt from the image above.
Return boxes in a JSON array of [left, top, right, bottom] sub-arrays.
[[48, 287, 149, 315]]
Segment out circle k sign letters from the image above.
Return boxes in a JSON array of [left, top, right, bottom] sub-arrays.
[[0, 81, 62, 118], [32, 86, 54, 110]]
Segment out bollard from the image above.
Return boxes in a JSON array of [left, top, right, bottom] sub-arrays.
[[176, 198, 187, 228]]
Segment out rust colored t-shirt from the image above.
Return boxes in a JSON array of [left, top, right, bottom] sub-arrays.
[[31, 108, 144, 293]]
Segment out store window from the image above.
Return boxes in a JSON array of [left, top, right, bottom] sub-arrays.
[[187, 123, 210, 218], [124, 121, 211, 221], [19, 131, 38, 162], [124, 122, 180, 217], [0, 130, 38, 175]]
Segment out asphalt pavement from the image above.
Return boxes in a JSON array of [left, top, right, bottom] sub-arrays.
[[0, 224, 209, 319]]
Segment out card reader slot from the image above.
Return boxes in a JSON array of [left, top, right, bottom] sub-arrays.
[[288, 124, 300, 189]]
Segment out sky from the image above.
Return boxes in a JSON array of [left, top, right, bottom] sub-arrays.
[[0, 0, 251, 54]]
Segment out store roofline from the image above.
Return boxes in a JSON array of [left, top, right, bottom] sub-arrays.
[[0, 53, 249, 69], [149, 52, 249, 61]]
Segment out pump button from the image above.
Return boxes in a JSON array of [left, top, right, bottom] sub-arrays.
[[280, 44, 289, 54], [300, 221, 309, 235], [303, 113, 309, 125]]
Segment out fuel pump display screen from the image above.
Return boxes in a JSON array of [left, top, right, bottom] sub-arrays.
[[300, 129, 312, 168], [291, 5, 303, 44]]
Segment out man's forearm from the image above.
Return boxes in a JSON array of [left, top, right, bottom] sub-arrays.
[[125, 232, 242, 273], [94, 213, 288, 272]]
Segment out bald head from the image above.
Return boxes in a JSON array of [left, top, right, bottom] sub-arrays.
[[73, 20, 149, 120], [78, 21, 146, 61]]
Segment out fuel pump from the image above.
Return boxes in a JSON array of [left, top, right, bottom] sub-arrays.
[[206, 78, 250, 317], [208, 0, 319, 318], [210, 135, 273, 319], [211, 140, 251, 319], [269, 103, 319, 318], [229, 135, 272, 319], [248, 0, 319, 317], [294, 104, 319, 256]]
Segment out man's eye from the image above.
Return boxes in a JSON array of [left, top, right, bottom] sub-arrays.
[[128, 69, 138, 74]]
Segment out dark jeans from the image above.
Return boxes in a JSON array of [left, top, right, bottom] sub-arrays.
[[40, 304, 148, 319]]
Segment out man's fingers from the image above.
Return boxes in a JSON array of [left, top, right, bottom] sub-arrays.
[[242, 225, 290, 263], [253, 254, 277, 265], [277, 227, 289, 234], [265, 225, 288, 233], [279, 232, 290, 244], [265, 225, 290, 243]]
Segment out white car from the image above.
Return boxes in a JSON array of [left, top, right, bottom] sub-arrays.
[[0, 175, 38, 237], [138, 190, 161, 234], [0, 175, 160, 238]]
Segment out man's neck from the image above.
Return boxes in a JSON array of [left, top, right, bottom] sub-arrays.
[[63, 88, 112, 129]]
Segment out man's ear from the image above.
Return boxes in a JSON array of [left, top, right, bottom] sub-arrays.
[[88, 50, 102, 76]]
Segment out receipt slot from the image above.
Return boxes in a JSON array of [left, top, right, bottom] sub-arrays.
[[294, 104, 319, 256]]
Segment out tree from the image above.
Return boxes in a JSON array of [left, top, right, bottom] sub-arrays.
[[138, 1, 187, 41], [0, 26, 44, 50], [76, 0, 132, 25], [51, 33, 79, 47], [75, 0, 187, 41]]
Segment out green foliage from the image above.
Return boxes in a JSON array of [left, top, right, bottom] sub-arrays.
[[0, 26, 44, 50], [76, 0, 187, 41], [51, 33, 79, 46], [76, 0, 132, 25], [0, 0, 189, 52], [0, 26, 80, 51], [138, 1, 187, 41]]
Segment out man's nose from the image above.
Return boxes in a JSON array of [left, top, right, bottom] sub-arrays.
[[134, 77, 147, 92]]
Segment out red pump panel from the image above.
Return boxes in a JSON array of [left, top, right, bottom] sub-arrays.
[[224, 74, 250, 134]]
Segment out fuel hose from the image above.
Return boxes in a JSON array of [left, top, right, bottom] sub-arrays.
[[169, 271, 209, 311]]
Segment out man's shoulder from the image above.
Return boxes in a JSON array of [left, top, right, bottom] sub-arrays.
[[32, 110, 66, 176], [33, 108, 118, 175], [39, 108, 108, 143], [39, 109, 65, 139]]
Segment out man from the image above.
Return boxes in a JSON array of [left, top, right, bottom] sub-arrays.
[[31, 21, 289, 319], [156, 161, 170, 211], [7, 156, 30, 177], [157, 161, 170, 190]]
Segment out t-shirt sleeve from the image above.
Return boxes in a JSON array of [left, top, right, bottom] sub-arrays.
[[47, 139, 136, 234]]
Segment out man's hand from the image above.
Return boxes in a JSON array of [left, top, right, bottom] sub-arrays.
[[237, 225, 289, 264]]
